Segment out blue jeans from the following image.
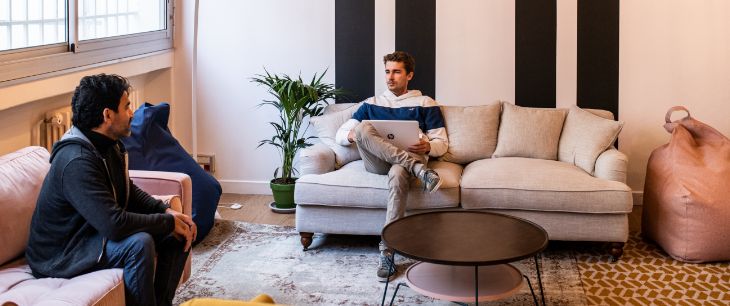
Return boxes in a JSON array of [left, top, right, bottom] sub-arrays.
[[97, 232, 189, 306]]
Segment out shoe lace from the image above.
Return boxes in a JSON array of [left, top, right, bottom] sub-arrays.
[[380, 249, 394, 266], [379, 254, 389, 267], [421, 170, 438, 191]]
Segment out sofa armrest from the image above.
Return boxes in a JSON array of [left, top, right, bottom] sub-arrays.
[[298, 143, 336, 176], [129, 170, 193, 284], [594, 148, 628, 183], [129, 170, 192, 218]]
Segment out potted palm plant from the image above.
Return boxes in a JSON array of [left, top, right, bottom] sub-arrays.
[[252, 69, 342, 212]]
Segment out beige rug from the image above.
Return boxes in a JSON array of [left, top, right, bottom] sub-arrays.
[[174, 220, 586, 305]]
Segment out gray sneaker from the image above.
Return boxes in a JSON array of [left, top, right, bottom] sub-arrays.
[[377, 249, 395, 282], [417, 169, 442, 193]]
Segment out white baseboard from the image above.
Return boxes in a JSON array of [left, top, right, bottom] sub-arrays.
[[632, 191, 643, 206], [219, 179, 271, 195]]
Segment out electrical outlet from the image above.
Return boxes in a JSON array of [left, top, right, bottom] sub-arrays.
[[197, 153, 215, 175]]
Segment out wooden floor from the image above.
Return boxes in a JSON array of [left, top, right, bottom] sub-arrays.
[[217, 193, 643, 231], [217, 194, 295, 227]]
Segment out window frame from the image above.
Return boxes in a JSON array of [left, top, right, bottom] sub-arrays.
[[0, 0, 173, 86]]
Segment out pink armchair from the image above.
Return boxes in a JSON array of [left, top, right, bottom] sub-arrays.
[[0, 146, 192, 306], [130, 169, 193, 283]]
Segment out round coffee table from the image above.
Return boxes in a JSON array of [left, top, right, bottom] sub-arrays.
[[380, 211, 548, 306]]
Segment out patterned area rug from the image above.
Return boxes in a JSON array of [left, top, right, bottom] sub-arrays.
[[573, 233, 730, 306], [174, 220, 729, 305], [174, 220, 586, 305]]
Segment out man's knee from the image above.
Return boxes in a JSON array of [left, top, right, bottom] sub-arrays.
[[159, 234, 187, 253], [354, 121, 375, 140], [126, 232, 156, 258], [388, 166, 409, 186]]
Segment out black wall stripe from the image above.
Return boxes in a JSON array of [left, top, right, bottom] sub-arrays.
[[515, 0, 557, 108], [335, 0, 374, 103], [395, 0, 436, 99], [577, 0, 620, 118]]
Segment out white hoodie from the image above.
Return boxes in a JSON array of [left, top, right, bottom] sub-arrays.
[[335, 90, 449, 158]]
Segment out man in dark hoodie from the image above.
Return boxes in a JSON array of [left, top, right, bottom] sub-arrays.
[[26, 74, 196, 306]]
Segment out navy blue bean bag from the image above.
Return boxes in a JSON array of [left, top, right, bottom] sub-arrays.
[[122, 102, 221, 242]]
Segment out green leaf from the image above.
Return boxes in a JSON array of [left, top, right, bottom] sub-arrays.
[[252, 67, 343, 179]]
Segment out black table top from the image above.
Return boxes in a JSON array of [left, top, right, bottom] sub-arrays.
[[381, 211, 548, 266]]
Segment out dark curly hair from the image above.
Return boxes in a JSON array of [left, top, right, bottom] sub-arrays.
[[383, 51, 415, 74], [71, 74, 131, 131]]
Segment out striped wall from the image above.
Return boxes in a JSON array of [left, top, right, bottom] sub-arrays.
[[335, 0, 620, 119], [192, 0, 730, 196]]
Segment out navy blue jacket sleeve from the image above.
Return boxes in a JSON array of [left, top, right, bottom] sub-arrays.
[[127, 182, 169, 214], [352, 103, 370, 121], [61, 157, 174, 241]]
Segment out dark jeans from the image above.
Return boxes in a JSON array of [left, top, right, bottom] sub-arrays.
[[98, 232, 189, 306]]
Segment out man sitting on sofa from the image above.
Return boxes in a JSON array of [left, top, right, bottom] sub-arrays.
[[26, 74, 196, 306], [335, 51, 449, 282]]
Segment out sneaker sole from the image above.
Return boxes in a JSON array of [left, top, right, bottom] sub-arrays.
[[378, 274, 394, 283]]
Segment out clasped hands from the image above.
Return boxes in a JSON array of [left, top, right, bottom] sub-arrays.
[[167, 207, 197, 252]]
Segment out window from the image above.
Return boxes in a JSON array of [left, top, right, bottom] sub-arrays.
[[0, 0, 172, 84], [78, 0, 165, 41], [0, 0, 67, 51]]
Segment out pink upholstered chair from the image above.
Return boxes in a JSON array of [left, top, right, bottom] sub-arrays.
[[0, 146, 192, 305]]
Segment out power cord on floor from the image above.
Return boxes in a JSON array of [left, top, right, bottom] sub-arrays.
[[217, 203, 242, 209]]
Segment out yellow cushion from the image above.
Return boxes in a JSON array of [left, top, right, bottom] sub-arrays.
[[180, 294, 280, 306]]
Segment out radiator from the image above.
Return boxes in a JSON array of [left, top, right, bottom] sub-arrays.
[[31, 106, 72, 152], [32, 92, 140, 151]]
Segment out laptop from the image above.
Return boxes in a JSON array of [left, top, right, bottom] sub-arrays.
[[362, 120, 420, 150]]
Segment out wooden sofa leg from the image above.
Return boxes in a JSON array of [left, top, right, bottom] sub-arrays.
[[609, 242, 625, 262], [300, 232, 313, 251]]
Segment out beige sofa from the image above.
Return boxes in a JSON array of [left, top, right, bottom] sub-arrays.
[[294, 102, 633, 259], [0, 146, 192, 305]]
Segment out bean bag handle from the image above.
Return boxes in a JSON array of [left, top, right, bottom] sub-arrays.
[[663, 106, 691, 133]]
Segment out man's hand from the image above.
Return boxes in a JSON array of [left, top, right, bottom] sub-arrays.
[[408, 138, 431, 155], [347, 130, 356, 143], [167, 208, 197, 252]]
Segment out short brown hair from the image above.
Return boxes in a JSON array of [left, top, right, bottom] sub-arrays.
[[383, 51, 415, 74]]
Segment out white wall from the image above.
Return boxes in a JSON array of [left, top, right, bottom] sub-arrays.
[[374, 0, 395, 96], [436, 0, 515, 106], [194, 0, 335, 193], [170, 0, 196, 152], [619, 0, 730, 191], [0, 52, 179, 156], [0, 94, 70, 154], [187, 0, 730, 196]]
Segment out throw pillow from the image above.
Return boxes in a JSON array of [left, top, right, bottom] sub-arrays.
[[558, 105, 624, 174], [584, 108, 614, 120], [439, 103, 501, 164], [492, 102, 567, 160], [122, 102, 222, 242], [309, 102, 363, 168]]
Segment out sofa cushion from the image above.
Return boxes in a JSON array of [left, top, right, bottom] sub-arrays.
[[585, 108, 614, 120], [558, 106, 624, 174], [461, 157, 632, 213], [439, 103, 501, 164], [0, 147, 50, 266], [310, 103, 363, 168], [492, 103, 567, 160], [295, 160, 462, 210], [0, 259, 123, 305]]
